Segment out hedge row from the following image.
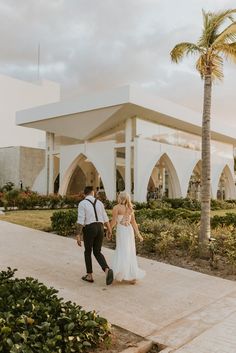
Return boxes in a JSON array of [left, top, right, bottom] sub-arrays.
[[1, 191, 84, 210], [1, 189, 236, 211], [50, 207, 236, 237], [0, 268, 110, 353]]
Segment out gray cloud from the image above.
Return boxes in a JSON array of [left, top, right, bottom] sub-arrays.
[[0, 0, 235, 128]]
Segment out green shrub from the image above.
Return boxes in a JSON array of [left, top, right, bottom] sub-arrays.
[[210, 199, 236, 210], [4, 189, 20, 209], [224, 231, 236, 269], [211, 213, 236, 229], [51, 209, 78, 236], [103, 200, 117, 210], [135, 208, 200, 224], [0, 268, 110, 353], [155, 231, 175, 257], [0, 181, 15, 192], [0, 192, 3, 207], [147, 199, 171, 209], [138, 219, 200, 258], [2, 192, 84, 210], [162, 198, 201, 210]]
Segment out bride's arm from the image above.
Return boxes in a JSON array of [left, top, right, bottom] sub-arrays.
[[110, 206, 118, 230], [131, 213, 143, 242]]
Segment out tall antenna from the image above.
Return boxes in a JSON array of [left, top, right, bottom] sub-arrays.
[[37, 43, 40, 81]]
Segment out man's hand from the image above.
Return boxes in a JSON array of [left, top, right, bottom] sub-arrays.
[[76, 235, 82, 247], [75, 224, 83, 247], [106, 230, 112, 241]]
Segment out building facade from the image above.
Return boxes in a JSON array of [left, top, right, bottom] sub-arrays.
[[0, 74, 60, 190], [0, 74, 60, 148], [16, 86, 236, 201]]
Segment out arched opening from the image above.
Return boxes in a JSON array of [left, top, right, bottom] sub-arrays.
[[116, 169, 125, 192], [187, 161, 201, 200], [147, 154, 181, 200], [217, 165, 235, 200], [64, 154, 104, 196], [54, 174, 60, 194]]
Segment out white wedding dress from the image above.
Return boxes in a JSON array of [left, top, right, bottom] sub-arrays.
[[112, 214, 145, 282]]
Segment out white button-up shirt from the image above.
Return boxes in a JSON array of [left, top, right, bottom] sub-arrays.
[[77, 195, 109, 226]]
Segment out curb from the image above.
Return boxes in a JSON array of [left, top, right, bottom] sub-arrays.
[[120, 340, 153, 353]]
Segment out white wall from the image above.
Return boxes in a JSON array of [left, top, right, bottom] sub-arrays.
[[0, 74, 60, 148], [59, 141, 116, 200], [134, 138, 235, 202]]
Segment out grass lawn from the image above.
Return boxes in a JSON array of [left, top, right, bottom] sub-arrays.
[[0, 209, 59, 232], [1, 208, 236, 233], [211, 208, 236, 216]]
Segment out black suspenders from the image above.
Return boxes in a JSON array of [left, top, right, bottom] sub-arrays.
[[85, 198, 98, 221]]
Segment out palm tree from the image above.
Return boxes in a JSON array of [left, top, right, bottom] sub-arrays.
[[170, 9, 236, 247]]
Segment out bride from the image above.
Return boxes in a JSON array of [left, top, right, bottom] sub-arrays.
[[110, 191, 145, 284]]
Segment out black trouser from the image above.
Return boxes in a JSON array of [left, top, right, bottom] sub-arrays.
[[83, 222, 109, 274]]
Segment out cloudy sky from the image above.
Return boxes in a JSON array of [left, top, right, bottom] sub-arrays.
[[0, 0, 236, 128]]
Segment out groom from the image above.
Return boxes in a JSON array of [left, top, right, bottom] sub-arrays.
[[76, 186, 113, 285]]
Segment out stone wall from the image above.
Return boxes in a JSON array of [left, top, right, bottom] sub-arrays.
[[0, 147, 20, 187], [19, 147, 45, 190], [0, 146, 45, 190]]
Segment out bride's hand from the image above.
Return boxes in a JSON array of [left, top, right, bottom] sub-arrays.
[[138, 234, 144, 242]]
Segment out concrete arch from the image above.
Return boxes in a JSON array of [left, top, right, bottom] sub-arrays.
[[214, 164, 236, 200], [143, 152, 182, 200], [60, 153, 105, 196], [186, 160, 201, 199]]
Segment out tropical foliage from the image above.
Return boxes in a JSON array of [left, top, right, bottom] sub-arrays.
[[0, 268, 110, 353], [170, 9, 236, 246]]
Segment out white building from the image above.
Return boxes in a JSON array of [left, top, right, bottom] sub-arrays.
[[0, 74, 60, 148], [16, 86, 236, 201], [0, 74, 60, 189]]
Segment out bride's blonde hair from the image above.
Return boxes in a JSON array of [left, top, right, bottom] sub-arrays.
[[118, 191, 133, 210]]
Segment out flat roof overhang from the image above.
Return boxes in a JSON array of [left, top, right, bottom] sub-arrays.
[[16, 85, 236, 145]]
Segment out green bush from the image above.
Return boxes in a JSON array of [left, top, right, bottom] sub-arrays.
[[0, 268, 110, 353], [135, 208, 200, 224], [51, 209, 78, 236], [137, 219, 200, 258], [210, 199, 236, 210], [0, 181, 15, 192], [211, 213, 236, 229], [3, 189, 20, 209], [164, 198, 201, 211], [0, 192, 3, 207], [2, 192, 84, 210]]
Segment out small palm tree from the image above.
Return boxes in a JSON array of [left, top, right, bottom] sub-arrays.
[[170, 9, 236, 247]]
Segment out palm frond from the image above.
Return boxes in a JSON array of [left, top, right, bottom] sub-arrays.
[[216, 42, 236, 63], [196, 54, 206, 78], [213, 22, 236, 45], [211, 54, 224, 80], [195, 52, 223, 80], [170, 42, 202, 63], [198, 9, 236, 47]]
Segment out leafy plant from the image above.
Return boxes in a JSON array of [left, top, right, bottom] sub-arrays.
[[0, 268, 111, 353], [51, 209, 78, 236]]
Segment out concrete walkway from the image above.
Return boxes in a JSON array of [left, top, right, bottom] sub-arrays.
[[1, 220, 236, 353]]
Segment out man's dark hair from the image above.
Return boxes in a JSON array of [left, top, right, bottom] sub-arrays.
[[84, 186, 94, 195]]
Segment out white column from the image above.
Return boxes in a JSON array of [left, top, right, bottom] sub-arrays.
[[46, 132, 55, 194], [162, 167, 166, 197], [133, 137, 138, 201], [125, 118, 132, 195]]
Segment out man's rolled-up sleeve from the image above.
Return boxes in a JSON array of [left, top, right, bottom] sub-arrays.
[[77, 202, 85, 225]]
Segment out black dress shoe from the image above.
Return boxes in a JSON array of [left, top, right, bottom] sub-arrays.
[[106, 269, 113, 285]]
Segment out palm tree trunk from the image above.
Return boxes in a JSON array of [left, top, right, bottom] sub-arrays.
[[199, 74, 212, 246]]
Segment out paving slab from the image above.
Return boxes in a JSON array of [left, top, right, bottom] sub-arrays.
[[1, 220, 236, 352]]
